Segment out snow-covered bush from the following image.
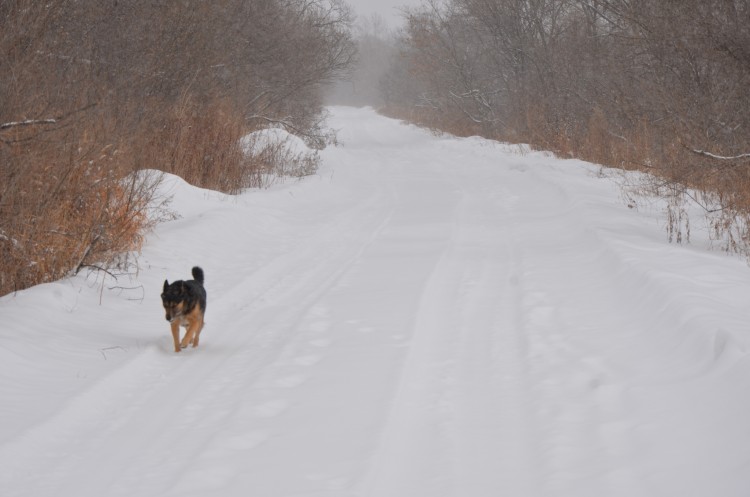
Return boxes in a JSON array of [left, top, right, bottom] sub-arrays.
[[241, 128, 320, 180]]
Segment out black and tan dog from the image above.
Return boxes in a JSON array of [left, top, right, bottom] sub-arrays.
[[161, 266, 206, 353]]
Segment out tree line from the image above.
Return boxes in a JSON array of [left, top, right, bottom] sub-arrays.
[[381, 0, 750, 251], [0, 0, 355, 295]]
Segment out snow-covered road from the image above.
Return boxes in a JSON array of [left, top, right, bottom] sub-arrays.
[[3, 107, 750, 496]]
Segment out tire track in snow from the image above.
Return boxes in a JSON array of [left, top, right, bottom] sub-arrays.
[[446, 186, 541, 496], [359, 168, 551, 496], [358, 153, 643, 496], [493, 163, 644, 496]]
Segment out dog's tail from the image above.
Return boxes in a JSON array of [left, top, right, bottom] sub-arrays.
[[192, 266, 205, 285]]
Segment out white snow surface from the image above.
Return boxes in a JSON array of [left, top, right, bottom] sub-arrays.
[[2, 106, 750, 497], [240, 127, 312, 156]]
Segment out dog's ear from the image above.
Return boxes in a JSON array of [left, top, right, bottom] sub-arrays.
[[163, 280, 169, 292]]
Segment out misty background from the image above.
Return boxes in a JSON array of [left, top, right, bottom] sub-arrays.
[[325, 12, 397, 108]]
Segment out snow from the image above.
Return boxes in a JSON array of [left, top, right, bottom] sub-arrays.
[[240, 126, 319, 178], [240, 127, 313, 157], [2, 106, 750, 496]]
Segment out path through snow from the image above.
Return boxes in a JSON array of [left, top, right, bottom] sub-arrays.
[[2, 107, 750, 497]]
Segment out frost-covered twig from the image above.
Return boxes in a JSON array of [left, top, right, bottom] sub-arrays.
[[0, 119, 57, 131], [690, 149, 750, 161], [1, 103, 98, 136]]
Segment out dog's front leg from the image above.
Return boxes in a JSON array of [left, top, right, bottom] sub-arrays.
[[170, 321, 181, 353]]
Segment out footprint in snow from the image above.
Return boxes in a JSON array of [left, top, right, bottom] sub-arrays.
[[293, 354, 321, 366], [274, 374, 308, 388], [253, 399, 289, 418], [309, 320, 331, 333]]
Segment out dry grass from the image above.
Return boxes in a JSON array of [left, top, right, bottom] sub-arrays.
[[0, 120, 162, 295], [142, 97, 264, 194]]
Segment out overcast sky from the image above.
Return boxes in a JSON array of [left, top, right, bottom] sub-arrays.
[[345, 0, 422, 28]]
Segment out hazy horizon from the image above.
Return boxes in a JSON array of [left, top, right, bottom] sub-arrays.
[[345, 0, 421, 28]]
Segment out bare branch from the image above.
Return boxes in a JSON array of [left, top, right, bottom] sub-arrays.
[[690, 149, 750, 161], [0, 119, 57, 131]]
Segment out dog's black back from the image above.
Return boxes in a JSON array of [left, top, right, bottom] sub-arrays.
[[161, 266, 207, 321]]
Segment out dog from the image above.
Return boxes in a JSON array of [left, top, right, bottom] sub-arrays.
[[161, 266, 206, 353]]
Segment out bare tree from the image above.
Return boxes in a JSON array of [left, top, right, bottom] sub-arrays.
[[383, 0, 750, 252], [0, 0, 356, 295]]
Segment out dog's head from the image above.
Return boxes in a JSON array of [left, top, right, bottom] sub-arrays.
[[161, 280, 188, 322]]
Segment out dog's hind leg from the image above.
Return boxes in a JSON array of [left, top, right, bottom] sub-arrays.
[[192, 320, 204, 348], [170, 321, 181, 353]]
